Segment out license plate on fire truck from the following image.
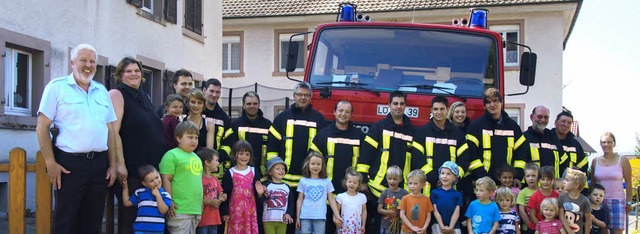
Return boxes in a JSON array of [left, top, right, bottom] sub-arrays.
[[376, 105, 419, 118]]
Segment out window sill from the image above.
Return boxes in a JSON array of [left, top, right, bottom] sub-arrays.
[[136, 9, 166, 26], [223, 72, 245, 78], [505, 66, 520, 72], [0, 115, 37, 130], [183, 28, 204, 43], [272, 71, 304, 77]]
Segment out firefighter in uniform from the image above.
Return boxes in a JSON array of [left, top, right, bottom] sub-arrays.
[[201, 79, 231, 174], [465, 88, 529, 183], [221, 91, 272, 181], [552, 111, 587, 173], [412, 96, 469, 195], [523, 105, 568, 178], [267, 81, 326, 189], [356, 91, 416, 234], [311, 100, 364, 234]]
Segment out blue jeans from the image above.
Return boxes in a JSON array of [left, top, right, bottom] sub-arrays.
[[299, 219, 325, 234], [196, 225, 218, 234], [380, 228, 390, 234]]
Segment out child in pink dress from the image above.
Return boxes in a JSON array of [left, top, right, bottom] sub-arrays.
[[221, 141, 265, 234]]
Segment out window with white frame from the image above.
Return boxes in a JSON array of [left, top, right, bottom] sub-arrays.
[[279, 33, 305, 72], [4, 48, 32, 116], [141, 0, 153, 13], [491, 25, 520, 66], [222, 36, 241, 73], [505, 106, 524, 128]]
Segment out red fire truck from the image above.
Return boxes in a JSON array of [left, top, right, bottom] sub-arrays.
[[286, 3, 536, 132]]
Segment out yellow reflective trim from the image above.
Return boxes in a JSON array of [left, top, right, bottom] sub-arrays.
[[554, 151, 560, 178], [238, 129, 246, 141], [469, 159, 483, 170], [458, 166, 465, 178], [352, 147, 359, 168], [368, 182, 383, 197], [426, 141, 434, 157], [482, 132, 491, 149], [421, 164, 431, 174], [373, 151, 389, 186], [424, 182, 431, 196], [483, 150, 491, 171], [514, 160, 526, 169], [506, 137, 514, 165], [514, 135, 526, 149], [308, 127, 317, 151], [412, 141, 425, 154], [364, 135, 379, 148], [404, 152, 412, 180], [457, 143, 468, 156], [327, 157, 335, 181], [577, 157, 588, 169], [269, 126, 282, 140], [356, 164, 370, 173], [215, 126, 225, 150], [530, 147, 540, 162], [569, 152, 577, 168], [282, 179, 299, 188], [223, 128, 234, 139], [267, 152, 278, 160], [309, 143, 321, 153], [466, 134, 480, 147], [220, 145, 231, 155], [284, 122, 294, 166], [449, 146, 456, 162], [560, 152, 568, 164], [284, 173, 302, 181], [327, 141, 335, 157]]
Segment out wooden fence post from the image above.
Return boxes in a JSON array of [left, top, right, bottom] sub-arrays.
[[9, 147, 26, 234], [35, 151, 52, 234]]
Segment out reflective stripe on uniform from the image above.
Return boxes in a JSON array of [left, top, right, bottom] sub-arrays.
[[482, 130, 492, 172], [466, 134, 480, 147], [506, 137, 514, 165], [364, 136, 379, 149], [356, 163, 370, 173], [269, 126, 282, 140]]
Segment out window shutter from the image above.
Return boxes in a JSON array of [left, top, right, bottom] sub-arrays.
[[163, 70, 175, 98], [127, 0, 142, 7], [185, 0, 194, 31], [194, 0, 202, 35], [105, 65, 118, 90], [164, 0, 177, 24]]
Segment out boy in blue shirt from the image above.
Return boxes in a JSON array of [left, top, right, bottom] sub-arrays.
[[465, 176, 501, 234], [431, 161, 463, 234], [122, 164, 172, 233]]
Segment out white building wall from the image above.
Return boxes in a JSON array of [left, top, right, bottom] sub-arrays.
[[0, 0, 222, 211]]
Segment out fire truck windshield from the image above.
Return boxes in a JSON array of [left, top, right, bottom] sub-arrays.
[[309, 27, 499, 98]]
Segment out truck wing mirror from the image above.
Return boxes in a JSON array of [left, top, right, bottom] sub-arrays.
[[285, 42, 299, 73], [519, 52, 537, 86]]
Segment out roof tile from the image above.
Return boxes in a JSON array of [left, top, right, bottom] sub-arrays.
[[223, 0, 576, 18]]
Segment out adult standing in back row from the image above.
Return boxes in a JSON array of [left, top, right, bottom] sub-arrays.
[[357, 90, 416, 234], [590, 132, 632, 234], [267, 81, 326, 189], [109, 57, 167, 234], [35, 44, 118, 233], [155, 69, 194, 118]]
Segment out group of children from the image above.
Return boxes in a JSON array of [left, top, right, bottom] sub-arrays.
[[121, 119, 610, 234]]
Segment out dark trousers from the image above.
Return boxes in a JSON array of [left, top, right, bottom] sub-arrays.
[[114, 176, 143, 234], [53, 151, 108, 234], [366, 195, 381, 234]]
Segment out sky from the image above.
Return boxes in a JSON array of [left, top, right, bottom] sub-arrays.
[[563, 0, 640, 155]]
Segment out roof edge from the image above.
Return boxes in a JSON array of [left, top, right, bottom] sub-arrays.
[[563, 0, 583, 50], [223, 1, 580, 19]]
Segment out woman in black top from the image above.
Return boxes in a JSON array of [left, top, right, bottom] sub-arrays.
[[109, 57, 167, 234], [184, 89, 215, 150]]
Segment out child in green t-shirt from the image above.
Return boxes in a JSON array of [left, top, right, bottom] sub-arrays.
[[160, 120, 204, 233]]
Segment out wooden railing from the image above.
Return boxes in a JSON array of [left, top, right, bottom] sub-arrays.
[[1, 148, 115, 234]]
